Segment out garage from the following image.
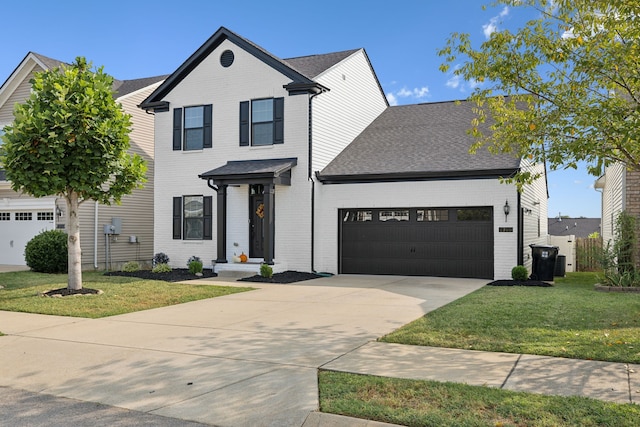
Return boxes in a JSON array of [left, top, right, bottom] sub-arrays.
[[339, 207, 494, 279], [0, 199, 56, 265]]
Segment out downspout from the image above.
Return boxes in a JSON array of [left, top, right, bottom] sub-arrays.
[[308, 91, 322, 273], [517, 192, 523, 266], [94, 201, 99, 269]]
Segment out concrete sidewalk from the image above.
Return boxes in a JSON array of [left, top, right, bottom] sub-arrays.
[[322, 342, 640, 405], [1, 274, 638, 427]]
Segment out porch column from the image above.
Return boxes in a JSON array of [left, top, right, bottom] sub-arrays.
[[263, 183, 275, 265], [216, 184, 228, 263]]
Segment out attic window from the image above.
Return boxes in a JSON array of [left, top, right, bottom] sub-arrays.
[[220, 50, 234, 68]]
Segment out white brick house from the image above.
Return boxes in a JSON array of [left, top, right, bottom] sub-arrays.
[[141, 27, 548, 279]]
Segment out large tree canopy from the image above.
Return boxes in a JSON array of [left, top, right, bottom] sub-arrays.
[[439, 0, 640, 186], [1, 57, 146, 290]]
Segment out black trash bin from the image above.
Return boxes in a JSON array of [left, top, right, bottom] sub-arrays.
[[529, 244, 559, 281], [554, 255, 566, 277]]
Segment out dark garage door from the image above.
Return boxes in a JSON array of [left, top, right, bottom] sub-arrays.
[[339, 207, 493, 279]]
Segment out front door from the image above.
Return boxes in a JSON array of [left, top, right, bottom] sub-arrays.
[[249, 185, 264, 258]]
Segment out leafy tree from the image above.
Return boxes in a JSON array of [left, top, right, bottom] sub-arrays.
[[439, 0, 640, 186], [1, 57, 146, 290]]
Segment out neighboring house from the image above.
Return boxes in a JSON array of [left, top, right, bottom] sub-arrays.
[[0, 52, 166, 268], [595, 164, 640, 266], [548, 217, 600, 238], [547, 217, 601, 273], [141, 27, 548, 280]]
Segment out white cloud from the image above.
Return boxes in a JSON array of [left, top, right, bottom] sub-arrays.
[[386, 86, 430, 105], [483, 6, 509, 39], [386, 92, 398, 106], [446, 74, 461, 89]]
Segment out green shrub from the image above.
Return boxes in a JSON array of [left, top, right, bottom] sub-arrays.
[[188, 260, 203, 275], [260, 263, 273, 279], [153, 252, 169, 266], [24, 230, 68, 273], [152, 263, 172, 273], [511, 265, 528, 281], [122, 261, 140, 272]]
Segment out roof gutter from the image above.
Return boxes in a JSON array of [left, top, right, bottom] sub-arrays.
[[315, 168, 520, 184]]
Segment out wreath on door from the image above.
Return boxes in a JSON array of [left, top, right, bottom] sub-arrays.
[[256, 203, 265, 219]]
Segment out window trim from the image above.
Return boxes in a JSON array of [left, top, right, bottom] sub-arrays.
[[173, 195, 212, 240], [173, 105, 212, 151], [239, 97, 284, 147]]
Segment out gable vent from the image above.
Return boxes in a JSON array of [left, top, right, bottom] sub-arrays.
[[220, 50, 234, 68]]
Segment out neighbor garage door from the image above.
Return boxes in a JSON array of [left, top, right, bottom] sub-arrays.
[[0, 209, 55, 265], [339, 207, 493, 279]]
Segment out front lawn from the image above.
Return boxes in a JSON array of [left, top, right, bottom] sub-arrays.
[[319, 371, 640, 427], [380, 272, 640, 363], [0, 270, 253, 318]]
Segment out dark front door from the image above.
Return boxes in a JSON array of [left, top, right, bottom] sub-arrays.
[[249, 185, 264, 258]]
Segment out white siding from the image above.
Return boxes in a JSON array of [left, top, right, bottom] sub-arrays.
[[315, 178, 520, 279], [519, 161, 549, 272], [78, 83, 161, 269], [600, 163, 626, 245], [312, 50, 387, 173], [154, 39, 313, 269]]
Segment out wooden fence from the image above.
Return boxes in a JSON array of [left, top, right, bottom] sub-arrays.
[[575, 237, 603, 272]]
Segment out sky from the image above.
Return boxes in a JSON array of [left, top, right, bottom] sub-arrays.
[[0, 0, 602, 218]]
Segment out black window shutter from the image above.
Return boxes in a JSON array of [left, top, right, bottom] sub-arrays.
[[273, 97, 284, 144], [239, 101, 249, 146], [172, 197, 182, 239], [203, 104, 213, 148], [203, 196, 213, 240], [173, 108, 183, 150]]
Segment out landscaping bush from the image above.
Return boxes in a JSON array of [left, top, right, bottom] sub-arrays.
[[153, 252, 170, 266], [152, 263, 172, 273], [122, 261, 140, 272], [511, 265, 528, 281], [188, 259, 203, 275], [24, 229, 68, 273], [260, 263, 273, 279]]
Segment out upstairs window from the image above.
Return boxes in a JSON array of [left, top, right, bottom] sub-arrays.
[[240, 98, 284, 146], [173, 105, 212, 151]]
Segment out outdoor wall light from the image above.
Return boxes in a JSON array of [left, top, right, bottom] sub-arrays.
[[56, 206, 63, 217], [503, 200, 510, 222]]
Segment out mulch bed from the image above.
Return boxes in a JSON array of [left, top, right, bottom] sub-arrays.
[[104, 268, 217, 282], [487, 279, 553, 287], [41, 288, 103, 297], [238, 270, 324, 284]]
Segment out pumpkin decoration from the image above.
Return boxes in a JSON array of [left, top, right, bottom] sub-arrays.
[[239, 252, 248, 263], [232, 254, 241, 263]]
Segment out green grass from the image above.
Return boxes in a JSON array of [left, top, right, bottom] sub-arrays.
[[380, 272, 640, 363], [320, 272, 640, 425], [0, 270, 253, 318], [319, 371, 640, 427]]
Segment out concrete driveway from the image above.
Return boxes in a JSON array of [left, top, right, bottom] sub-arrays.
[[0, 275, 486, 426]]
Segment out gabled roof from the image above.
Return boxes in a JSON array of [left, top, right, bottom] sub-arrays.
[[548, 217, 601, 238], [316, 100, 522, 183], [0, 52, 166, 107], [140, 27, 365, 110], [283, 49, 360, 79]]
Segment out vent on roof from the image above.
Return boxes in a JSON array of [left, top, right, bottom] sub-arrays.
[[220, 50, 234, 68]]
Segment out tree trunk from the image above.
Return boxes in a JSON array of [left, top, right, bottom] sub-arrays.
[[66, 191, 83, 290]]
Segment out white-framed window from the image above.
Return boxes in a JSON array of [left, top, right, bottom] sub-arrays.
[[15, 212, 32, 221], [0, 212, 10, 221], [172, 105, 212, 151], [239, 98, 284, 146], [172, 195, 212, 240], [37, 211, 54, 221]]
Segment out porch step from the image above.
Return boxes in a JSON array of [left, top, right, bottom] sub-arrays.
[[213, 259, 288, 278]]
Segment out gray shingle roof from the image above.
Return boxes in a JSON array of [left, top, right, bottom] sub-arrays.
[[14, 52, 167, 99], [284, 49, 360, 79], [199, 158, 298, 180], [317, 100, 521, 182], [112, 75, 169, 98], [548, 217, 601, 238]]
